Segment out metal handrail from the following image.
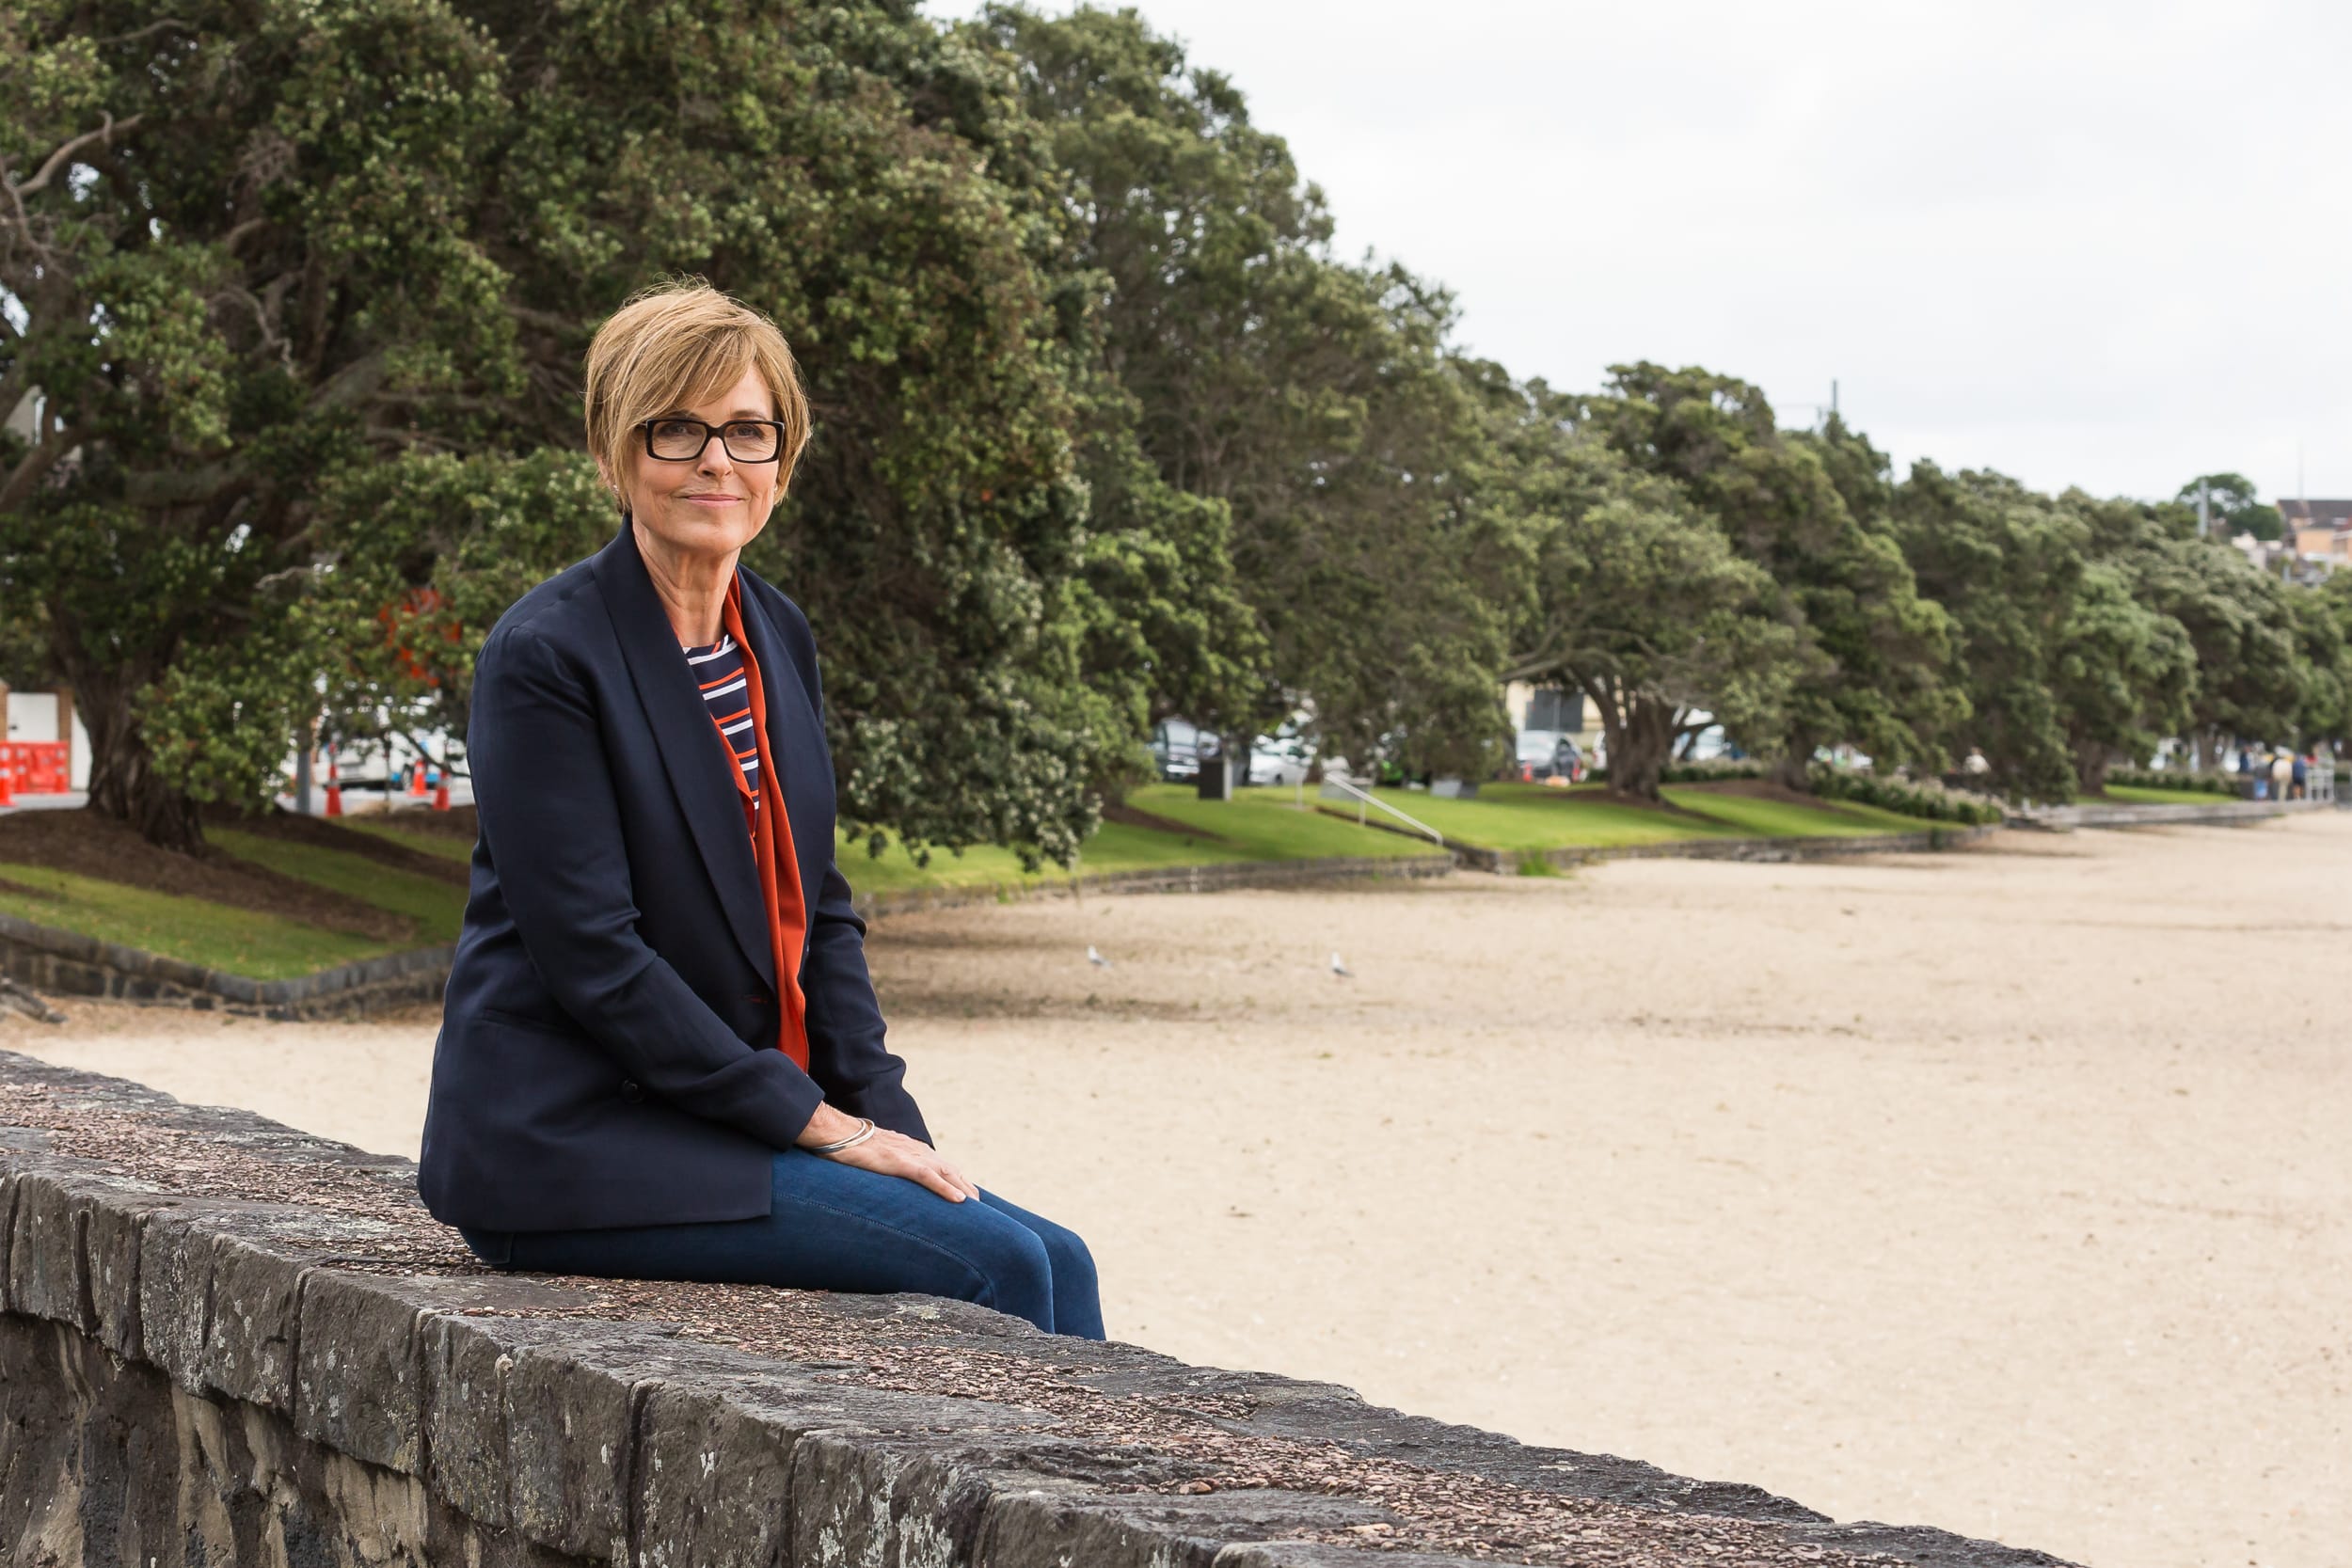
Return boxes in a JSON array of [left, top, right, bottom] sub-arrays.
[[1317, 773, 1446, 845]]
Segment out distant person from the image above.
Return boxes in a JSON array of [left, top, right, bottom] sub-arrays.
[[1962, 747, 1991, 778], [417, 283, 1102, 1338], [2269, 750, 2294, 801], [2292, 752, 2309, 800]]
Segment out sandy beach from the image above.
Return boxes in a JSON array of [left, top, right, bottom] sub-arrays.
[[6, 816, 2346, 1568]]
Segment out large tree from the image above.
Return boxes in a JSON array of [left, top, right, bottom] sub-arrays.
[[1484, 371, 1804, 801], [2079, 498, 2299, 768], [1893, 464, 2087, 800], [1582, 366, 1962, 784], [2, 0, 520, 846], [2048, 555, 2195, 792], [2287, 575, 2352, 752], [2175, 472, 2283, 543], [972, 4, 1522, 779], [1, 0, 1221, 864]]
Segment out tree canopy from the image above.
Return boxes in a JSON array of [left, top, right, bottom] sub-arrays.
[[3, 0, 2344, 860], [2176, 472, 2283, 542]]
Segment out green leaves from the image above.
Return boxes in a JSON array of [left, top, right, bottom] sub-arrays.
[[1491, 371, 1806, 800], [8, 0, 2342, 854]]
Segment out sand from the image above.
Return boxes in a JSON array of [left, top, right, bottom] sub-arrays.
[[6, 816, 2347, 1568]]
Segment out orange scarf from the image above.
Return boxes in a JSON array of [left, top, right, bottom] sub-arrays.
[[714, 580, 811, 1069]]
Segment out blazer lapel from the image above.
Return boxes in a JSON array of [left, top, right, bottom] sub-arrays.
[[590, 526, 776, 989], [734, 584, 832, 942]]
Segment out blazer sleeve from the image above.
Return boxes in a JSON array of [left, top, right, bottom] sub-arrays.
[[470, 623, 828, 1150], [802, 859, 931, 1145], [778, 607, 933, 1147]]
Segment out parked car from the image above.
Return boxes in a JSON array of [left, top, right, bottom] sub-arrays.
[[1151, 719, 1203, 782], [1246, 728, 1311, 786], [1516, 728, 1582, 780]]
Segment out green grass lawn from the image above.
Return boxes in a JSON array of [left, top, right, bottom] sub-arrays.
[[343, 818, 474, 863], [209, 829, 470, 944], [1355, 781, 1944, 852], [834, 782, 1438, 896], [2101, 784, 2238, 806], [0, 862, 392, 980]]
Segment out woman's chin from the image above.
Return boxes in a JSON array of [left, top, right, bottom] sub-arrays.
[[645, 508, 759, 556]]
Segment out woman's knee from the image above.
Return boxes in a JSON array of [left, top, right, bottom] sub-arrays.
[[960, 1217, 1055, 1320], [1036, 1222, 1097, 1295]]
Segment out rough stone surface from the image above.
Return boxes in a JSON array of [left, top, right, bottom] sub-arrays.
[[0, 1049, 2080, 1567]]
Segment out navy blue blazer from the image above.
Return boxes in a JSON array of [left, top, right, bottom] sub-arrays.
[[417, 525, 930, 1233]]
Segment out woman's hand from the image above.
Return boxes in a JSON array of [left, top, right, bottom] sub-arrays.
[[825, 1126, 981, 1203], [797, 1107, 980, 1203]]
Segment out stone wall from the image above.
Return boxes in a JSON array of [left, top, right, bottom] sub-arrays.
[[0, 1052, 2074, 1568], [853, 852, 1457, 920], [1313, 806, 1998, 875], [2008, 798, 2323, 832], [0, 912, 453, 1019]]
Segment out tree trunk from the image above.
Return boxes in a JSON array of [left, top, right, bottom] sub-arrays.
[[1603, 695, 1677, 803], [72, 662, 205, 852], [2074, 744, 2113, 798], [1771, 727, 1816, 792]]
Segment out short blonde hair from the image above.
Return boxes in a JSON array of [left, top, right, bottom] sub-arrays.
[[583, 281, 811, 508]]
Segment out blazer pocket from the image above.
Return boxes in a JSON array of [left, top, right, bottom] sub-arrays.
[[479, 1003, 589, 1040]]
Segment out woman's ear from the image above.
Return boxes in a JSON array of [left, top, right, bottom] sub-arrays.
[[596, 458, 627, 516]]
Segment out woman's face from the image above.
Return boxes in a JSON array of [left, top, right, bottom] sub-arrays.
[[612, 365, 783, 563]]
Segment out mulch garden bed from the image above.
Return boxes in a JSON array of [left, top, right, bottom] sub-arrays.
[[1100, 801, 1234, 843], [208, 804, 471, 885], [1676, 777, 1874, 819]]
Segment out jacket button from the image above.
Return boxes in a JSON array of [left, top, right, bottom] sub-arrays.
[[619, 1079, 644, 1102]]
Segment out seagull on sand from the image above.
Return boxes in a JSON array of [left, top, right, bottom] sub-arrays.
[[1329, 951, 1353, 978], [1088, 945, 1112, 968]]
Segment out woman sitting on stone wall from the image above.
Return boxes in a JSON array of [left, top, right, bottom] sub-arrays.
[[415, 282, 1103, 1339]]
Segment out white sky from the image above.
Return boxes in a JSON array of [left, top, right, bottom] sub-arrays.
[[929, 0, 2352, 504]]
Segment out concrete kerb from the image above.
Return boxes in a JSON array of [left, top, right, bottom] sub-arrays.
[[0, 1049, 2081, 1567], [2006, 798, 2325, 832]]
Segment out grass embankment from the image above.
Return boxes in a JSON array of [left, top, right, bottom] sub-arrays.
[[0, 863, 395, 980], [0, 806, 472, 982], [1350, 780, 1942, 854], [835, 783, 1437, 896], [207, 829, 469, 944], [344, 818, 474, 863]]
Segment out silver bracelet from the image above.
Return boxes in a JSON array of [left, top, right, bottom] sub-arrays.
[[805, 1117, 875, 1155]]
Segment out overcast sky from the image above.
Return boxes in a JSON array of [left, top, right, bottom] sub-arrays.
[[929, 0, 2352, 504]]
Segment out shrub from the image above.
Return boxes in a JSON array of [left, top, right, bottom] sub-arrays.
[[1807, 767, 2007, 825]]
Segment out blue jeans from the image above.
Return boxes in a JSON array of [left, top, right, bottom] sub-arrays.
[[458, 1150, 1104, 1338]]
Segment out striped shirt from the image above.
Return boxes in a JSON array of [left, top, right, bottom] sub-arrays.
[[684, 633, 760, 831]]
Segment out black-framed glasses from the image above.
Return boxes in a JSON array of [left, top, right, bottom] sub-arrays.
[[637, 418, 787, 464]]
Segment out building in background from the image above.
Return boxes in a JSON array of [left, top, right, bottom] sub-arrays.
[[0, 685, 92, 793], [2280, 499, 2352, 577]]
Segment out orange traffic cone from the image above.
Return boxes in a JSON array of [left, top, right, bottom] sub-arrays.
[[325, 753, 342, 818], [432, 776, 452, 812], [409, 759, 429, 797]]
